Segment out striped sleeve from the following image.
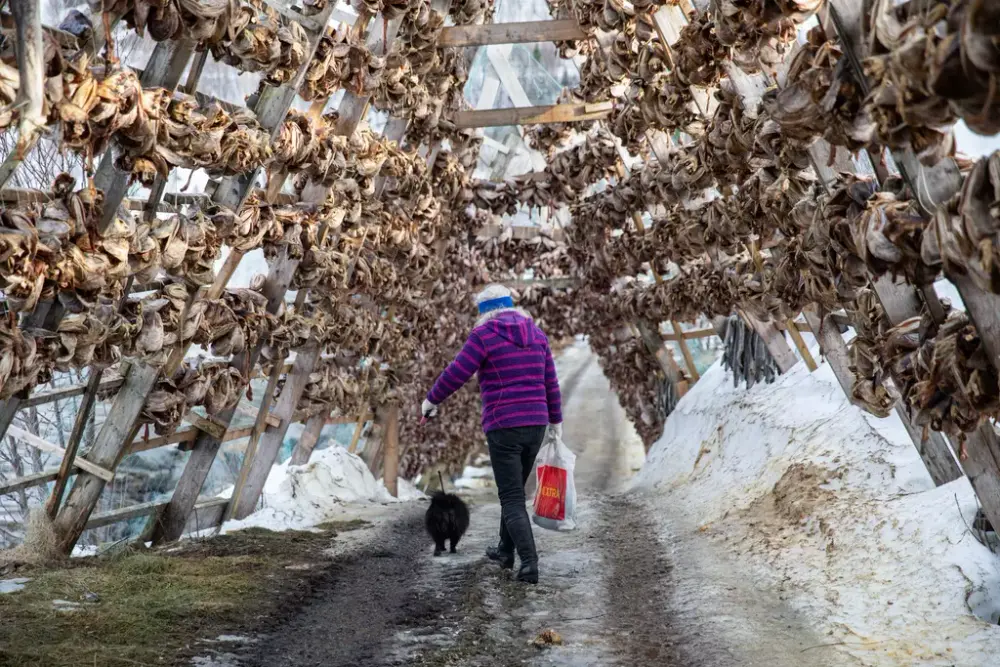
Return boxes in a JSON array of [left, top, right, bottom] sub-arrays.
[[543, 343, 562, 424], [427, 331, 487, 405]]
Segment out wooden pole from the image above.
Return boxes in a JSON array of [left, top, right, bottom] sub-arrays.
[[381, 405, 401, 497], [671, 321, 701, 381], [785, 318, 818, 372], [347, 412, 368, 453], [289, 410, 328, 466], [739, 310, 798, 374]]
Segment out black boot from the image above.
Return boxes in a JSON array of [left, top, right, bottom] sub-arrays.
[[504, 512, 539, 584], [485, 544, 515, 569], [516, 561, 538, 584]]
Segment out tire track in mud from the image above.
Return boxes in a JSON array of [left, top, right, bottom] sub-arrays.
[[598, 496, 684, 666]]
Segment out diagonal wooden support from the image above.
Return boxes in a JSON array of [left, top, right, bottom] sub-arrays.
[[46, 278, 134, 518], [230, 344, 322, 519], [785, 318, 818, 372], [289, 410, 329, 466], [51, 362, 160, 553], [739, 310, 798, 374]]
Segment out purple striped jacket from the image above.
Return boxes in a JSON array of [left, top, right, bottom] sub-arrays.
[[427, 311, 562, 433]]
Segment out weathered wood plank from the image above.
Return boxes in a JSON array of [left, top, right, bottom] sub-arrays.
[[85, 499, 165, 530], [739, 310, 798, 373], [438, 19, 586, 47], [0, 469, 58, 496], [454, 102, 613, 128], [182, 497, 229, 535], [801, 306, 853, 393], [7, 425, 114, 482], [231, 344, 322, 520], [636, 320, 689, 396], [347, 413, 367, 453], [381, 405, 400, 497], [867, 280, 973, 488], [289, 411, 327, 466], [225, 355, 286, 522], [786, 318, 818, 372], [52, 362, 161, 553], [184, 412, 228, 440], [87, 497, 229, 533], [671, 321, 701, 381]]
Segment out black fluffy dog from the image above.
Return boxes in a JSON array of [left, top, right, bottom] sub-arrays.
[[425, 472, 470, 556]]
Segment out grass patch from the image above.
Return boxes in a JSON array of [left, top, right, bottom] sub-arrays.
[[313, 518, 371, 534], [0, 527, 340, 667]]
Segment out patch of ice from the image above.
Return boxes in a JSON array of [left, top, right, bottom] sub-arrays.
[[52, 599, 82, 612], [454, 464, 495, 489], [221, 447, 400, 533], [71, 545, 99, 558], [459, 465, 493, 479], [632, 357, 1000, 665], [215, 635, 255, 643], [0, 578, 30, 594]]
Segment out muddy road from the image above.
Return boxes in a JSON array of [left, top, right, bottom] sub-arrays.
[[193, 346, 852, 667]]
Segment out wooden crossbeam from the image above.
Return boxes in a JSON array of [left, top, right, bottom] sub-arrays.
[[184, 412, 229, 440], [20, 376, 124, 408], [454, 102, 613, 128], [0, 469, 59, 496], [7, 425, 115, 482], [438, 19, 586, 47]]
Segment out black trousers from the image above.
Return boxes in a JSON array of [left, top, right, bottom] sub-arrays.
[[487, 425, 547, 563]]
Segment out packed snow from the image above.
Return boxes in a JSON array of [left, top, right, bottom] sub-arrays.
[[632, 349, 1000, 666], [222, 447, 422, 533]]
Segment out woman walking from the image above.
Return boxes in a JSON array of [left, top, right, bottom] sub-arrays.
[[422, 284, 563, 584]]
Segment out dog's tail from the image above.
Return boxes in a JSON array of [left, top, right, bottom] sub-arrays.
[[438, 470, 445, 492]]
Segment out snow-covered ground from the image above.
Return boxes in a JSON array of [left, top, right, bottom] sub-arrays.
[[220, 448, 424, 534], [632, 351, 1000, 665]]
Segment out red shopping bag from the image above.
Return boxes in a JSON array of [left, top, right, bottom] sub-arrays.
[[534, 465, 567, 521]]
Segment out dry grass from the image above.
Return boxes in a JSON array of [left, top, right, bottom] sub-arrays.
[[0, 510, 62, 569], [0, 526, 344, 666]]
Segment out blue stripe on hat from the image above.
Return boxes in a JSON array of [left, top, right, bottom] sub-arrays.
[[478, 296, 514, 314]]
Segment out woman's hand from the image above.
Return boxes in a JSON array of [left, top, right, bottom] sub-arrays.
[[421, 399, 439, 419], [547, 422, 563, 441]]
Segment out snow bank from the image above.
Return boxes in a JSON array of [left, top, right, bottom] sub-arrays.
[[632, 354, 1000, 665], [454, 465, 495, 489], [224, 447, 413, 532], [394, 478, 426, 501]]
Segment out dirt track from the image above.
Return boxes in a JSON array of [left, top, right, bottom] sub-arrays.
[[193, 346, 850, 667]]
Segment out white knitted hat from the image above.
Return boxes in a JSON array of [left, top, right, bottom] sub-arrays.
[[475, 283, 512, 306]]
